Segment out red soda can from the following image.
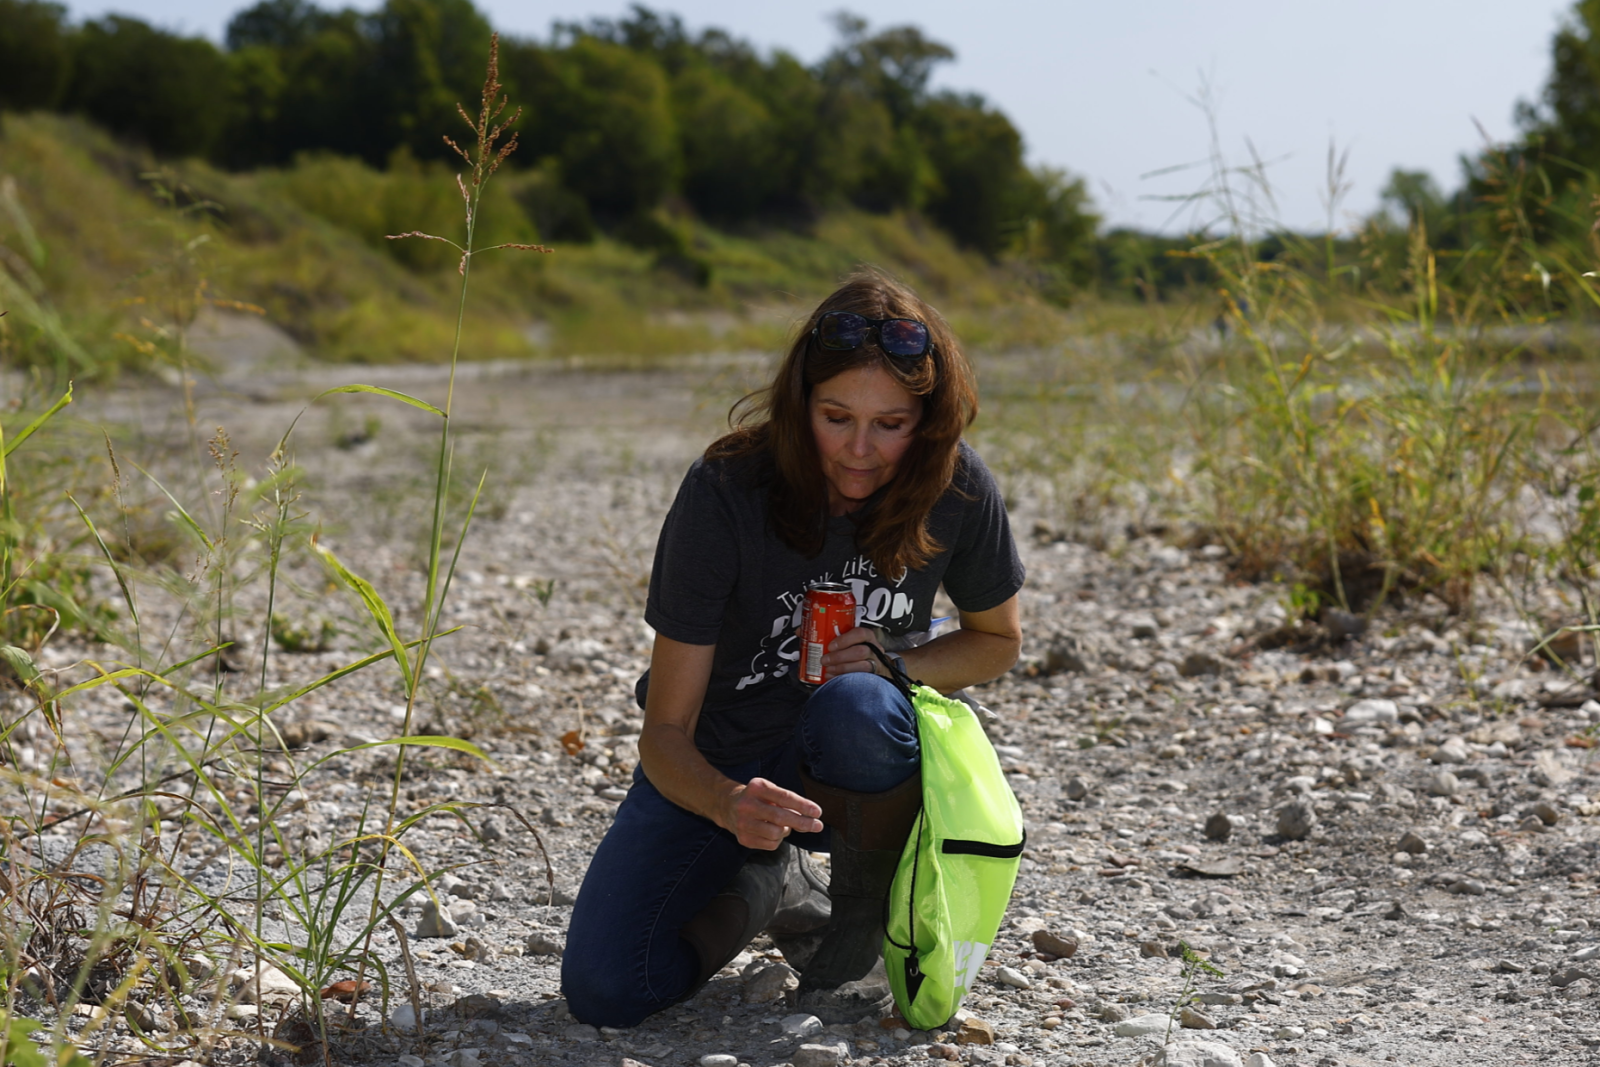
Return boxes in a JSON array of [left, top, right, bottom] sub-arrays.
[[800, 582, 857, 685]]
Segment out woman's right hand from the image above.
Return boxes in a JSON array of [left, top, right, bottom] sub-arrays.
[[722, 777, 823, 850]]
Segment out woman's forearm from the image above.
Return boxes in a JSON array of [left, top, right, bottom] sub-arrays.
[[900, 626, 1020, 693], [638, 683, 823, 850], [896, 595, 1022, 694], [638, 722, 742, 830]]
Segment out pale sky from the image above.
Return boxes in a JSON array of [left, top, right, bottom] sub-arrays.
[[61, 0, 1576, 233]]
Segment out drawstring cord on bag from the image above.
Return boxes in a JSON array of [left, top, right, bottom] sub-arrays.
[[866, 641, 917, 699]]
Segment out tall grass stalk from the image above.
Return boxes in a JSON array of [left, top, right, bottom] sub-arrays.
[[349, 30, 549, 1045]]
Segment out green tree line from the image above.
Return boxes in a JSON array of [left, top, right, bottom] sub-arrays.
[[1085, 0, 1600, 312], [10, 0, 1600, 308], [0, 0, 1098, 288], [1321, 0, 1600, 315]]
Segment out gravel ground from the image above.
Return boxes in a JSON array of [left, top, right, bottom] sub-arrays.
[[19, 345, 1600, 1067]]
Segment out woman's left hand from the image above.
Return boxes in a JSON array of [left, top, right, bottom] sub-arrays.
[[820, 626, 884, 677]]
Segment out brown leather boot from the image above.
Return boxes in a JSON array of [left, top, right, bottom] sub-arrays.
[[793, 767, 922, 1023]]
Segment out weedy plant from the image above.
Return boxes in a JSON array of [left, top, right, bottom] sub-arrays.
[[0, 34, 552, 1067], [1021, 120, 1591, 626], [1164, 940, 1225, 1047], [1493, 360, 1600, 681], [1181, 216, 1536, 616]]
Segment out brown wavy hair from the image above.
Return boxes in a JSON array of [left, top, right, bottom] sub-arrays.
[[706, 270, 979, 578]]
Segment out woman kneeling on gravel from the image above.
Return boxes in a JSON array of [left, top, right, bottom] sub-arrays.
[[562, 272, 1025, 1027]]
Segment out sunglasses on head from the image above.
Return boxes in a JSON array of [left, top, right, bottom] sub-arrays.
[[812, 311, 933, 360]]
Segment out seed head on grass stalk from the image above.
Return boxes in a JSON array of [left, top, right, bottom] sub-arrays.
[[385, 29, 550, 644]]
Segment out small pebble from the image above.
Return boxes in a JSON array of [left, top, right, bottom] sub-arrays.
[[1533, 801, 1561, 826], [1323, 608, 1366, 640], [955, 1017, 995, 1045], [793, 1043, 847, 1067], [699, 1056, 738, 1067], [228, 962, 298, 1002], [781, 1013, 824, 1037], [1428, 770, 1460, 797], [1551, 967, 1594, 988], [1031, 929, 1078, 958], [1397, 830, 1428, 854], [389, 1004, 421, 1032], [525, 933, 563, 956], [1113, 1013, 1171, 1037], [415, 899, 459, 939], [1158, 1042, 1245, 1067], [1178, 651, 1225, 677], [997, 966, 1031, 989], [741, 962, 798, 1002], [1203, 812, 1234, 842], [1343, 699, 1399, 724], [1276, 799, 1316, 841], [1178, 1006, 1217, 1029]]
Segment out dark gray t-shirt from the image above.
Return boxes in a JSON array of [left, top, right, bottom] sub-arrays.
[[642, 440, 1025, 764]]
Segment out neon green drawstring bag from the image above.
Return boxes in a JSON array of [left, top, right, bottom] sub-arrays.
[[872, 652, 1025, 1030]]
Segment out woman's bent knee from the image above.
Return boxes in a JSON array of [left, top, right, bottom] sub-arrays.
[[800, 672, 918, 792], [806, 673, 912, 730], [563, 897, 696, 1026], [562, 957, 658, 1028]]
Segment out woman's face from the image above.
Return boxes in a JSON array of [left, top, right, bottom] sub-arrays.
[[809, 364, 923, 516]]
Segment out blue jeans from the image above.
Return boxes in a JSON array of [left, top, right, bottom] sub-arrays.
[[561, 673, 918, 1027]]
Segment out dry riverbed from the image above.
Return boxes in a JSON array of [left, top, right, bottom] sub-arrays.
[[20, 353, 1600, 1067]]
